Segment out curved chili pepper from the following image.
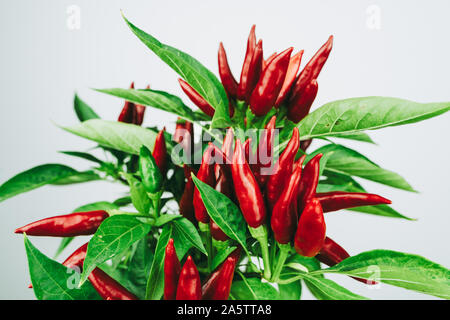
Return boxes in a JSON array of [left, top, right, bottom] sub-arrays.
[[246, 39, 264, 103], [218, 43, 238, 98], [271, 162, 303, 244], [294, 197, 326, 257], [88, 267, 138, 300], [297, 153, 322, 213], [153, 128, 168, 176], [179, 165, 197, 224], [210, 219, 229, 242], [193, 144, 215, 223], [117, 82, 136, 124], [14, 210, 109, 237], [262, 52, 277, 71], [289, 35, 333, 106], [176, 256, 202, 300], [243, 138, 253, 164], [275, 50, 304, 107], [139, 145, 163, 193], [287, 79, 318, 123], [133, 84, 149, 125], [202, 248, 241, 300], [173, 117, 194, 163], [231, 139, 266, 228], [164, 238, 181, 300], [178, 78, 215, 117], [252, 116, 277, 187], [316, 237, 377, 285], [62, 242, 88, 269], [250, 48, 293, 116], [237, 25, 256, 101], [317, 192, 392, 213], [266, 127, 300, 211], [300, 138, 312, 152]]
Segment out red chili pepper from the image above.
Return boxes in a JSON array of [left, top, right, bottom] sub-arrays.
[[243, 138, 253, 164], [288, 36, 333, 106], [221, 127, 234, 160], [210, 219, 229, 242], [237, 25, 256, 101], [297, 153, 322, 213], [266, 127, 300, 211], [231, 139, 267, 228], [250, 48, 293, 116], [88, 267, 138, 300], [275, 50, 304, 107], [178, 78, 215, 117], [252, 116, 277, 187], [164, 238, 181, 300], [193, 144, 215, 224], [132, 84, 149, 125], [287, 79, 318, 123], [153, 128, 167, 176], [117, 82, 136, 124], [173, 117, 194, 161], [262, 52, 277, 71], [300, 138, 312, 152], [176, 255, 202, 300], [316, 237, 377, 285], [62, 242, 88, 269], [202, 248, 241, 300], [316, 192, 392, 213], [271, 162, 303, 244], [179, 165, 197, 224], [14, 210, 109, 237], [218, 43, 238, 98], [294, 197, 326, 257]]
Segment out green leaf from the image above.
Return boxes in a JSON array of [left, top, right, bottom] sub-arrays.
[[80, 215, 151, 285], [122, 15, 230, 128], [314, 250, 450, 299], [96, 88, 195, 120], [191, 174, 249, 255], [278, 281, 302, 300], [231, 277, 279, 300], [62, 119, 166, 155], [172, 217, 207, 255], [59, 151, 103, 164], [50, 170, 101, 185], [327, 131, 375, 144], [24, 235, 100, 300], [0, 164, 90, 203], [123, 173, 152, 215], [113, 196, 132, 207], [303, 275, 369, 300], [154, 214, 182, 227], [297, 96, 450, 140], [211, 246, 237, 271], [74, 94, 100, 122]]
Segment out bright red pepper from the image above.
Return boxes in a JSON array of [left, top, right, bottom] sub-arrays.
[[262, 52, 277, 71], [250, 48, 293, 116], [252, 116, 277, 187], [88, 267, 139, 300], [287, 79, 318, 123], [178, 78, 215, 117], [153, 128, 168, 176], [294, 197, 326, 257], [231, 139, 267, 228], [179, 165, 197, 224], [237, 25, 256, 101], [297, 153, 322, 213], [62, 242, 88, 269], [316, 237, 377, 285], [164, 238, 181, 300], [266, 127, 300, 211], [275, 50, 304, 107], [14, 210, 109, 237], [218, 43, 238, 98], [193, 144, 215, 223], [176, 256, 202, 300], [202, 248, 241, 300], [316, 192, 392, 213], [271, 162, 303, 244]]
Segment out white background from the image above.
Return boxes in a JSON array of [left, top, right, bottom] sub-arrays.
[[0, 0, 449, 299]]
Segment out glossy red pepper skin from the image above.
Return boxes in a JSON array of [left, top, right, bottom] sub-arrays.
[[294, 198, 326, 257], [88, 268, 138, 300], [178, 78, 215, 117], [316, 237, 377, 285], [14, 210, 109, 237], [117, 82, 137, 124], [202, 248, 241, 300], [287, 79, 318, 123], [231, 139, 267, 228], [266, 127, 300, 211], [275, 50, 304, 107], [218, 43, 238, 98], [252, 116, 276, 187], [237, 25, 256, 101], [210, 219, 229, 241], [179, 165, 197, 224], [297, 153, 322, 213], [176, 256, 202, 300], [193, 145, 215, 223], [153, 128, 167, 176], [317, 192, 392, 213], [164, 238, 181, 300], [262, 52, 277, 71], [250, 48, 293, 116], [288, 36, 333, 107], [62, 242, 88, 269], [271, 162, 303, 244], [132, 84, 149, 125], [173, 117, 194, 159]]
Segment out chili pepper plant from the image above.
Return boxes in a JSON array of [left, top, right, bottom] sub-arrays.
[[3, 15, 450, 300]]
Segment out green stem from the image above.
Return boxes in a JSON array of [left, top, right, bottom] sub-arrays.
[[249, 225, 271, 280], [271, 243, 291, 282], [199, 222, 213, 272]]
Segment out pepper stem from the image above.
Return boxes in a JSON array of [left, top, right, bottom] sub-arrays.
[[271, 243, 291, 282], [249, 225, 271, 280]]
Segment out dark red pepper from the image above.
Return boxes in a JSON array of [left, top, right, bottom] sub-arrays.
[[275, 50, 303, 107], [179, 165, 197, 224], [297, 153, 322, 213], [252, 116, 277, 187], [178, 78, 215, 117], [287, 79, 318, 123], [173, 117, 194, 160], [88, 267, 138, 300], [193, 144, 215, 224], [62, 242, 88, 269], [153, 128, 168, 176], [117, 82, 137, 124], [176, 256, 202, 300], [237, 25, 256, 101], [14, 210, 109, 237], [262, 52, 277, 71], [218, 43, 238, 98], [164, 238, 181, 300], [316, 192, 392, 213], [300, 138, 312, 152]]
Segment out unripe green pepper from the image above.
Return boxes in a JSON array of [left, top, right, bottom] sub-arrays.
[[139, 145, 163, 193]]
